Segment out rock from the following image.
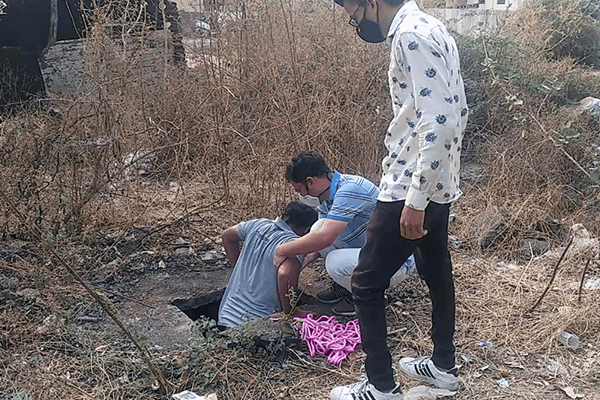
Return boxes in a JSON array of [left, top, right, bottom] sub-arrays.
[[496, 261, 519, 271], [37, 314, 65, 334], [520, 238, 550, 260], [572, 223, 591, 239], [201, 251, 218, 264], [570, 224, 599, 257], [169, 181, 180, 192], [448, 235, 461, 250], [476, 207, 508, 250], [174, 246, 190, 257], [49, 108, 63, 119], [563, 97, 600, 127], [91, 233, 115, 246], [17, 288, 40, 301], [0, 289, 19, 302], [173, 237, 191, 257], [0, 392, 30, 400], [122, 149, 156, 177]]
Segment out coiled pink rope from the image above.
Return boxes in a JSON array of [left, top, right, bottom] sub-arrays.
[[293, 314, 361, 365]]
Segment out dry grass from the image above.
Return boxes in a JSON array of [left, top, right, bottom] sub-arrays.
[[3, 245, 598, 399], [454, 0, 600, 257]]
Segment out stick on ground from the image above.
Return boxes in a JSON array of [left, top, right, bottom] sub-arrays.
[[528, 236, 574, 313], [578, 257, 592, 304]]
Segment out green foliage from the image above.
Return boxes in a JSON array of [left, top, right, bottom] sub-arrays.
[[184, 316, 294, 387]]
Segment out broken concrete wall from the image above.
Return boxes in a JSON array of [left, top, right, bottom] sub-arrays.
[[41, 31, 175, 97]]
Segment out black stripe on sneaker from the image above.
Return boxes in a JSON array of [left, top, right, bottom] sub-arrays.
[[418, 362, 434, 379], [351, 393, 358, 400], [424, 364, 436, 379], [366, 391, 376, 400]]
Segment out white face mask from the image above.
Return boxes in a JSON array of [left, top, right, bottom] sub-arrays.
[[298, 194, 321, 209]]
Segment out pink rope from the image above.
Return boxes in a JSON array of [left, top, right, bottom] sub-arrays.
[[293, 314, 361, 365]]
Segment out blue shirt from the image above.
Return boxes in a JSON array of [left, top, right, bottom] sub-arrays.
[[318, 172, 380, 248], [218, 218, 302, 327]]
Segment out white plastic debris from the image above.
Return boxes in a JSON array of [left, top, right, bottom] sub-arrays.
[[172, 391, 217, 400], [562, 387, 584, 399], [557, 331, 580, 350], [546, 360, 565, 375], [585, 277, 600, 290], [505, 361, 525, 370], [405, 386, 456, 399], [460, 354, 473, 364], [496, 261, 518, 271], [497, 378, 510, 391]]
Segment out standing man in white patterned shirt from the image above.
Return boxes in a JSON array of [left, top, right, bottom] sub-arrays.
[[328, 1, 468, 399]]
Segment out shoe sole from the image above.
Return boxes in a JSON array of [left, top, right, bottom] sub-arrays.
[[332, 309, 356, 317], [399, 366, 459, 391], [317, 296, 347, 304]]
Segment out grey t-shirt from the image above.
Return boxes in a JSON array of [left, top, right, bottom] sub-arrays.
[[218, 217, 302, 328]]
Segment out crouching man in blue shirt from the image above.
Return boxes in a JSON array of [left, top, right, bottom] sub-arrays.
[[218, 202, 318, 328]]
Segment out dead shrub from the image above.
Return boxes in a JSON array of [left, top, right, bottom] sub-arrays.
[[1, 0, 393, 238], [456, 0, 600, 257]]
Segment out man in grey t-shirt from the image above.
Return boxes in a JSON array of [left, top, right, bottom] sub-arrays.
[[218, 202, 318, 328]]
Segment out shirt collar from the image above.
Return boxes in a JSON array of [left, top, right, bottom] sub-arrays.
[[328, 171, 342, 202], [274, 217, 294, 233], [386, 0, 419, 42]]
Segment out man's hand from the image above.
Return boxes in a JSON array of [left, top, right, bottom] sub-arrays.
[[273, 246, 287, 269], [400, 206, 428, 239], [301, 252, 320, 270]]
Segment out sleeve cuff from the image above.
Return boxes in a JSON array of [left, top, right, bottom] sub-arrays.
[[405, 188, 430, 211]]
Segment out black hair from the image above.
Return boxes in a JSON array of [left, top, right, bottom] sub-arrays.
[[285, 151, 330, 184], [281, 202, 318, 232]]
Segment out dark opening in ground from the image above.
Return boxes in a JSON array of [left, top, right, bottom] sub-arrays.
[[172, 288, 225, 322], [172, 288, 321, 323]]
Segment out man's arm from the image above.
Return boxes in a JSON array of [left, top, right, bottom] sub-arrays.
[[274, 219, 347, 259], [277, 255, 306, 317], [221, 225, 242, 266]]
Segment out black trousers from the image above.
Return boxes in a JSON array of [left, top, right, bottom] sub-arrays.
[[351, 200, 456, 392]]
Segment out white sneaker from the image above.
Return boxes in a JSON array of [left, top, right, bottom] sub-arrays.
[[398, 356, 459, 391], [330, 377, 403, 400]]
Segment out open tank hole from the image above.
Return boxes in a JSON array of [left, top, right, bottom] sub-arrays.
[[172, 288, 225, 322], [172, 288, 320, 323]]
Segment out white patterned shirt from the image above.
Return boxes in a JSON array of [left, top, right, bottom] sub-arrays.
[[377, 1, 468, 210]]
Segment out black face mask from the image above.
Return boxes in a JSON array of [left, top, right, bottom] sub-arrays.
[[356, 14, 385, 43]]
